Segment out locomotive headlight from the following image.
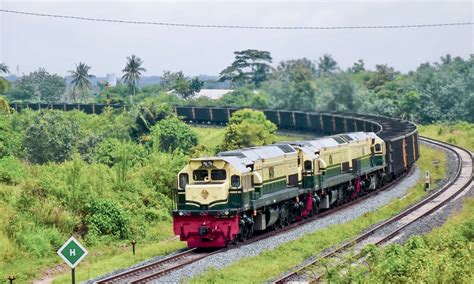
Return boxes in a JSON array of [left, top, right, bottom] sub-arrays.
[[224, 210, 230, 216], [178, 211, 184, 216]]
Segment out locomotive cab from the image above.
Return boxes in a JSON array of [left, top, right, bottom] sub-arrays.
[[173, 157, 252, 248]]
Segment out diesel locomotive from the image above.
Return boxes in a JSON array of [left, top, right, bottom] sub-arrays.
[[172, 131, 394, 248]]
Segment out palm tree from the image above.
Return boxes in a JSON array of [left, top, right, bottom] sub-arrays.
[[69, 62, 92, 102], [317, 54, 338, 76], [122, 55, 146, 96], [0, 63, 9, 75]]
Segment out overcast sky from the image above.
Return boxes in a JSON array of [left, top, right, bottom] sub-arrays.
[[0, 1, 472, 77]]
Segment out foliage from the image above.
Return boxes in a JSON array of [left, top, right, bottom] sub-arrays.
[[317, 54, 339, 76], [23, 111, 80, 164], [139, 151, 188, 196], [131, 100, 175, 139], [85, 199, 130, 239], [68, 62, 93, 102], [94, 138, 147, 168], [0, 78, 9, 95], [264, 58, 318, 110], [0, 156, 26, 184], [0, 62, 9, 74], [150, 117, 198, 153], [220, 109, 276, 151], [219, 87, 269, 109], [7, 68, 66, 103], [219, 49, 273, 87], [330, 198, 473, 283], [122, 55, 146, 97], [173, 77, 204, 99]]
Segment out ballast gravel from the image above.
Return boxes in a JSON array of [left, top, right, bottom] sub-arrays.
[[155, 165, 421, 283]]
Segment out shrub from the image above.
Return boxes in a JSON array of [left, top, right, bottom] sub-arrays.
[[95, 138, 147, 167], [0, 156, 26, 184], [220, 109, 276, 151], [150, 117, 198, 153], [85, 199, 130, 239], [23, 110, 80, 164]]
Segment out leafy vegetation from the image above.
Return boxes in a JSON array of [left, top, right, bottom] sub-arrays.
[[220, 109, 277, 151], [4, 53, 472, 125], [325, 197, 473, 283]]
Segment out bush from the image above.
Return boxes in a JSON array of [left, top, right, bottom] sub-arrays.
[[23, 110, 80, 164], [220, 109, 276, 151], [150, 117, 198, 154], [0, 156, 26, 184], [85, 199, 130, 239], [95, 138, 147, 168]]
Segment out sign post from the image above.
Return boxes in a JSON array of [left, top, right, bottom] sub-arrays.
[[57, 236, 88, 284]]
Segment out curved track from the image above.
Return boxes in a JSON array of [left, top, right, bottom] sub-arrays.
[[95, 248, 221, 283], [273, 137, 473, 283]]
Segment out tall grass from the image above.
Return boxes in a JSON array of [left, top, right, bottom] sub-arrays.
[[418, 122, 474, 151]]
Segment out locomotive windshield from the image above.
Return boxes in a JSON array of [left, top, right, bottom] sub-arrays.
[[211, 169, 226, 180], [193, 170, 208, 181], [193, 169, 227, 181]]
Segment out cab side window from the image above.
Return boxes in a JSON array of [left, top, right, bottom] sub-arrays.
[[231, 175, 241, 188]]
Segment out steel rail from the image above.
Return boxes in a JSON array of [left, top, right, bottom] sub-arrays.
[[95, 248, 201, 283], [274, 137, 473, 283]]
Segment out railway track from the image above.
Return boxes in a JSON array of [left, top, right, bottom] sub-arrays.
[[95, 248, 222, 283], [273, 137, 473, 283]]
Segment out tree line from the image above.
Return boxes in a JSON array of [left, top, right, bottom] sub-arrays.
[[1, 51, 472, 123]]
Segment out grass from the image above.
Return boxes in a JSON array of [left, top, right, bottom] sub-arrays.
[[189, 145, 446, 283], [52, 239, 184, 283], [332, 196, 474, 283], [418, 122, 474, 151]]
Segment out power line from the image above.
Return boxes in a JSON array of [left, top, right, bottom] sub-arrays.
[[1, 8, 472, 30]]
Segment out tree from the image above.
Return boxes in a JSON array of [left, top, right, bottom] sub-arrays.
[[349, 59, 366, 73], [23, 111, 80, 164], [219, 49, 273, 87], [122, 55, 146, 97], [0, 63, 8, 74], [151, 117, 198, 153], [160, 71, 185, 90], [399, 91, 421, 121], [219, 109, 276, 151], [131, 101, 175, 139], [324, 74, 357, 112], [173, 77, 203, 99], [365, 64, 399, 91], [264, 58, 318, 110], [69, 62, 93, 102], [317, 54, 339, 76], [8, 68, 66, 102]]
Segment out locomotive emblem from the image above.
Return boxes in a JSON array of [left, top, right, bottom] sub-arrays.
[[201, 189, 209, 199]]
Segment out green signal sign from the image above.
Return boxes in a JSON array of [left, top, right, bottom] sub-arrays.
[[57, 236, 88, 268]]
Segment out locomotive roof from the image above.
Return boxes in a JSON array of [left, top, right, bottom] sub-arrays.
[[301, 132, 377, 151], [218, 144, 296, 161]]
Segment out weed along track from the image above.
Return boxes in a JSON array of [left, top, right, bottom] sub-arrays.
[[273, 137, 473, 284]]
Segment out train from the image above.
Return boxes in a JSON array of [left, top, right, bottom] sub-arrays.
[[172, 106, 419, 248]]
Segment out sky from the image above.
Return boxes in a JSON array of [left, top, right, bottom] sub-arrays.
[[0, 0, 472, 77]]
